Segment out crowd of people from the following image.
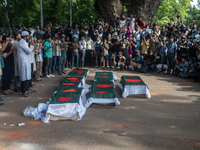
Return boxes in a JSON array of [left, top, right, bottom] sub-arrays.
[[0, 14, 200, 101]]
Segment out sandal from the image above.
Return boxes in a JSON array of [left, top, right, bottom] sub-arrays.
[[3, 90, 12, 95], [8, 90, 14, 94], [29, 88, 37, 93], [21, 92, 29, 97]]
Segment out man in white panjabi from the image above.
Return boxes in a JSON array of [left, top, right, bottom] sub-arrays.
[[17, 31, 37, 97]]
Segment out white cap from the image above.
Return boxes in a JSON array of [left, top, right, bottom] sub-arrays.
[[21, 31, 29, 37]]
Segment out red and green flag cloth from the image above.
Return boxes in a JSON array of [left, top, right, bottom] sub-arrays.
[[55, 87, 84, 97], [87, 81, 119, 99], [61, 77, 84, 86], [55, 81, 80, 91], [67, 69, 89, 78], [85, 81, 120, 107], [119, 76, 146, 87], [119, 76, 151, 99], [94, 72, 115, 82], [49, 93, 81, 105]]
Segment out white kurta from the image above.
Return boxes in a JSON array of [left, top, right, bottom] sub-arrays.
[[17, 39, 34, 81]]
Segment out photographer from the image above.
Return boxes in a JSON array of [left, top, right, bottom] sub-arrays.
[[161, 26, 167, 37], [133, 25, 142, 44], [2, 35, 16, 95], [191, 19, 198, 38], [142, 25, 152, 37], [93, 36, 102, 68], [51, 33, 62, 76], [79, 36, 86, 68], [70, 37, 80, 69], [141, 35, 150, 59], [150, 34, 159, 55], [71, 24, 79, 42], [146, 50, 158, 72], [107, 34, 114, 68], [130, 36, 139, 58], [166, 36, 177, 74], [101, 39, 109, 68], [181, 59, 194, 78], [120, 34, 130, 69], [156, 52, 168, 73], [177, 36, 188, 61], [135, 16, 145, 29], [94, 26, 103, 41], [175, 57, 188, 77], [131, 50, 144, 71], [159, 36, 168, 56]]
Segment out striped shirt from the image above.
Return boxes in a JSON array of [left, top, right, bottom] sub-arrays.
[[52, 40, 61, 56]]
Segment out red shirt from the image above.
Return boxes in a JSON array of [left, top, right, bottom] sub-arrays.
[[136, 20, 145, 29]]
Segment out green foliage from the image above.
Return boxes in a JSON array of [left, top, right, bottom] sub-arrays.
[[0, 0, 99, 29], [153, 0, 191, 27], [185, 5, 200, 27]]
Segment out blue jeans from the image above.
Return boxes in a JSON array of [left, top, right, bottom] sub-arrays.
[[86, 50, 92, 67], [72, 52, 79, 68], [109, 52, 113, 67], [79, 50, 86, 67], [167, 54, 175, 74], [151, 63, 157, 71], [123, 53, 129, 68], [52, 56, 61, 74]]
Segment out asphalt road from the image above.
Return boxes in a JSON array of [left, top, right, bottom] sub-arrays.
[[0, 68, 200, 150]]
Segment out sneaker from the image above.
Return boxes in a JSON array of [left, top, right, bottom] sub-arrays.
[[46, 75, 51, 78], [50, 74, 55, 78], [58, 72, 62, 75]]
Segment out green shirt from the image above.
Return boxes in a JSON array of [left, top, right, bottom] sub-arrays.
[[44, 41, 52, 58], [61, 43, 67, 57]]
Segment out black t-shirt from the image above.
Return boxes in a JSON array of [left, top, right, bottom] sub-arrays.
[[147, 54, 156, 63], [4, 43, 14, 67]]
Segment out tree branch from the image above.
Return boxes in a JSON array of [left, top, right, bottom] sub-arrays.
[[6, 0, 9, 11]]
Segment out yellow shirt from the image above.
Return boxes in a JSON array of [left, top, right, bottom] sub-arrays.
[[141, 40, 150, 55]]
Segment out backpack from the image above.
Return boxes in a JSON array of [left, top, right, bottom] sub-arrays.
[[139, 62, 150, 73]]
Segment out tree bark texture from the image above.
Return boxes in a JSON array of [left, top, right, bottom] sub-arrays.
[[94, 0, 162, 24]]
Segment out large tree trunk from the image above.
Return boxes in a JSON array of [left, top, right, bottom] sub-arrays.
[[94, 0, 123, 24], [127, 0, 162, 24], [94, 0, 162, 24]]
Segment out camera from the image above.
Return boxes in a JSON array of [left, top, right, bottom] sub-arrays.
[[177, 15, 180, 19], [132, 58, 136, 61]]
